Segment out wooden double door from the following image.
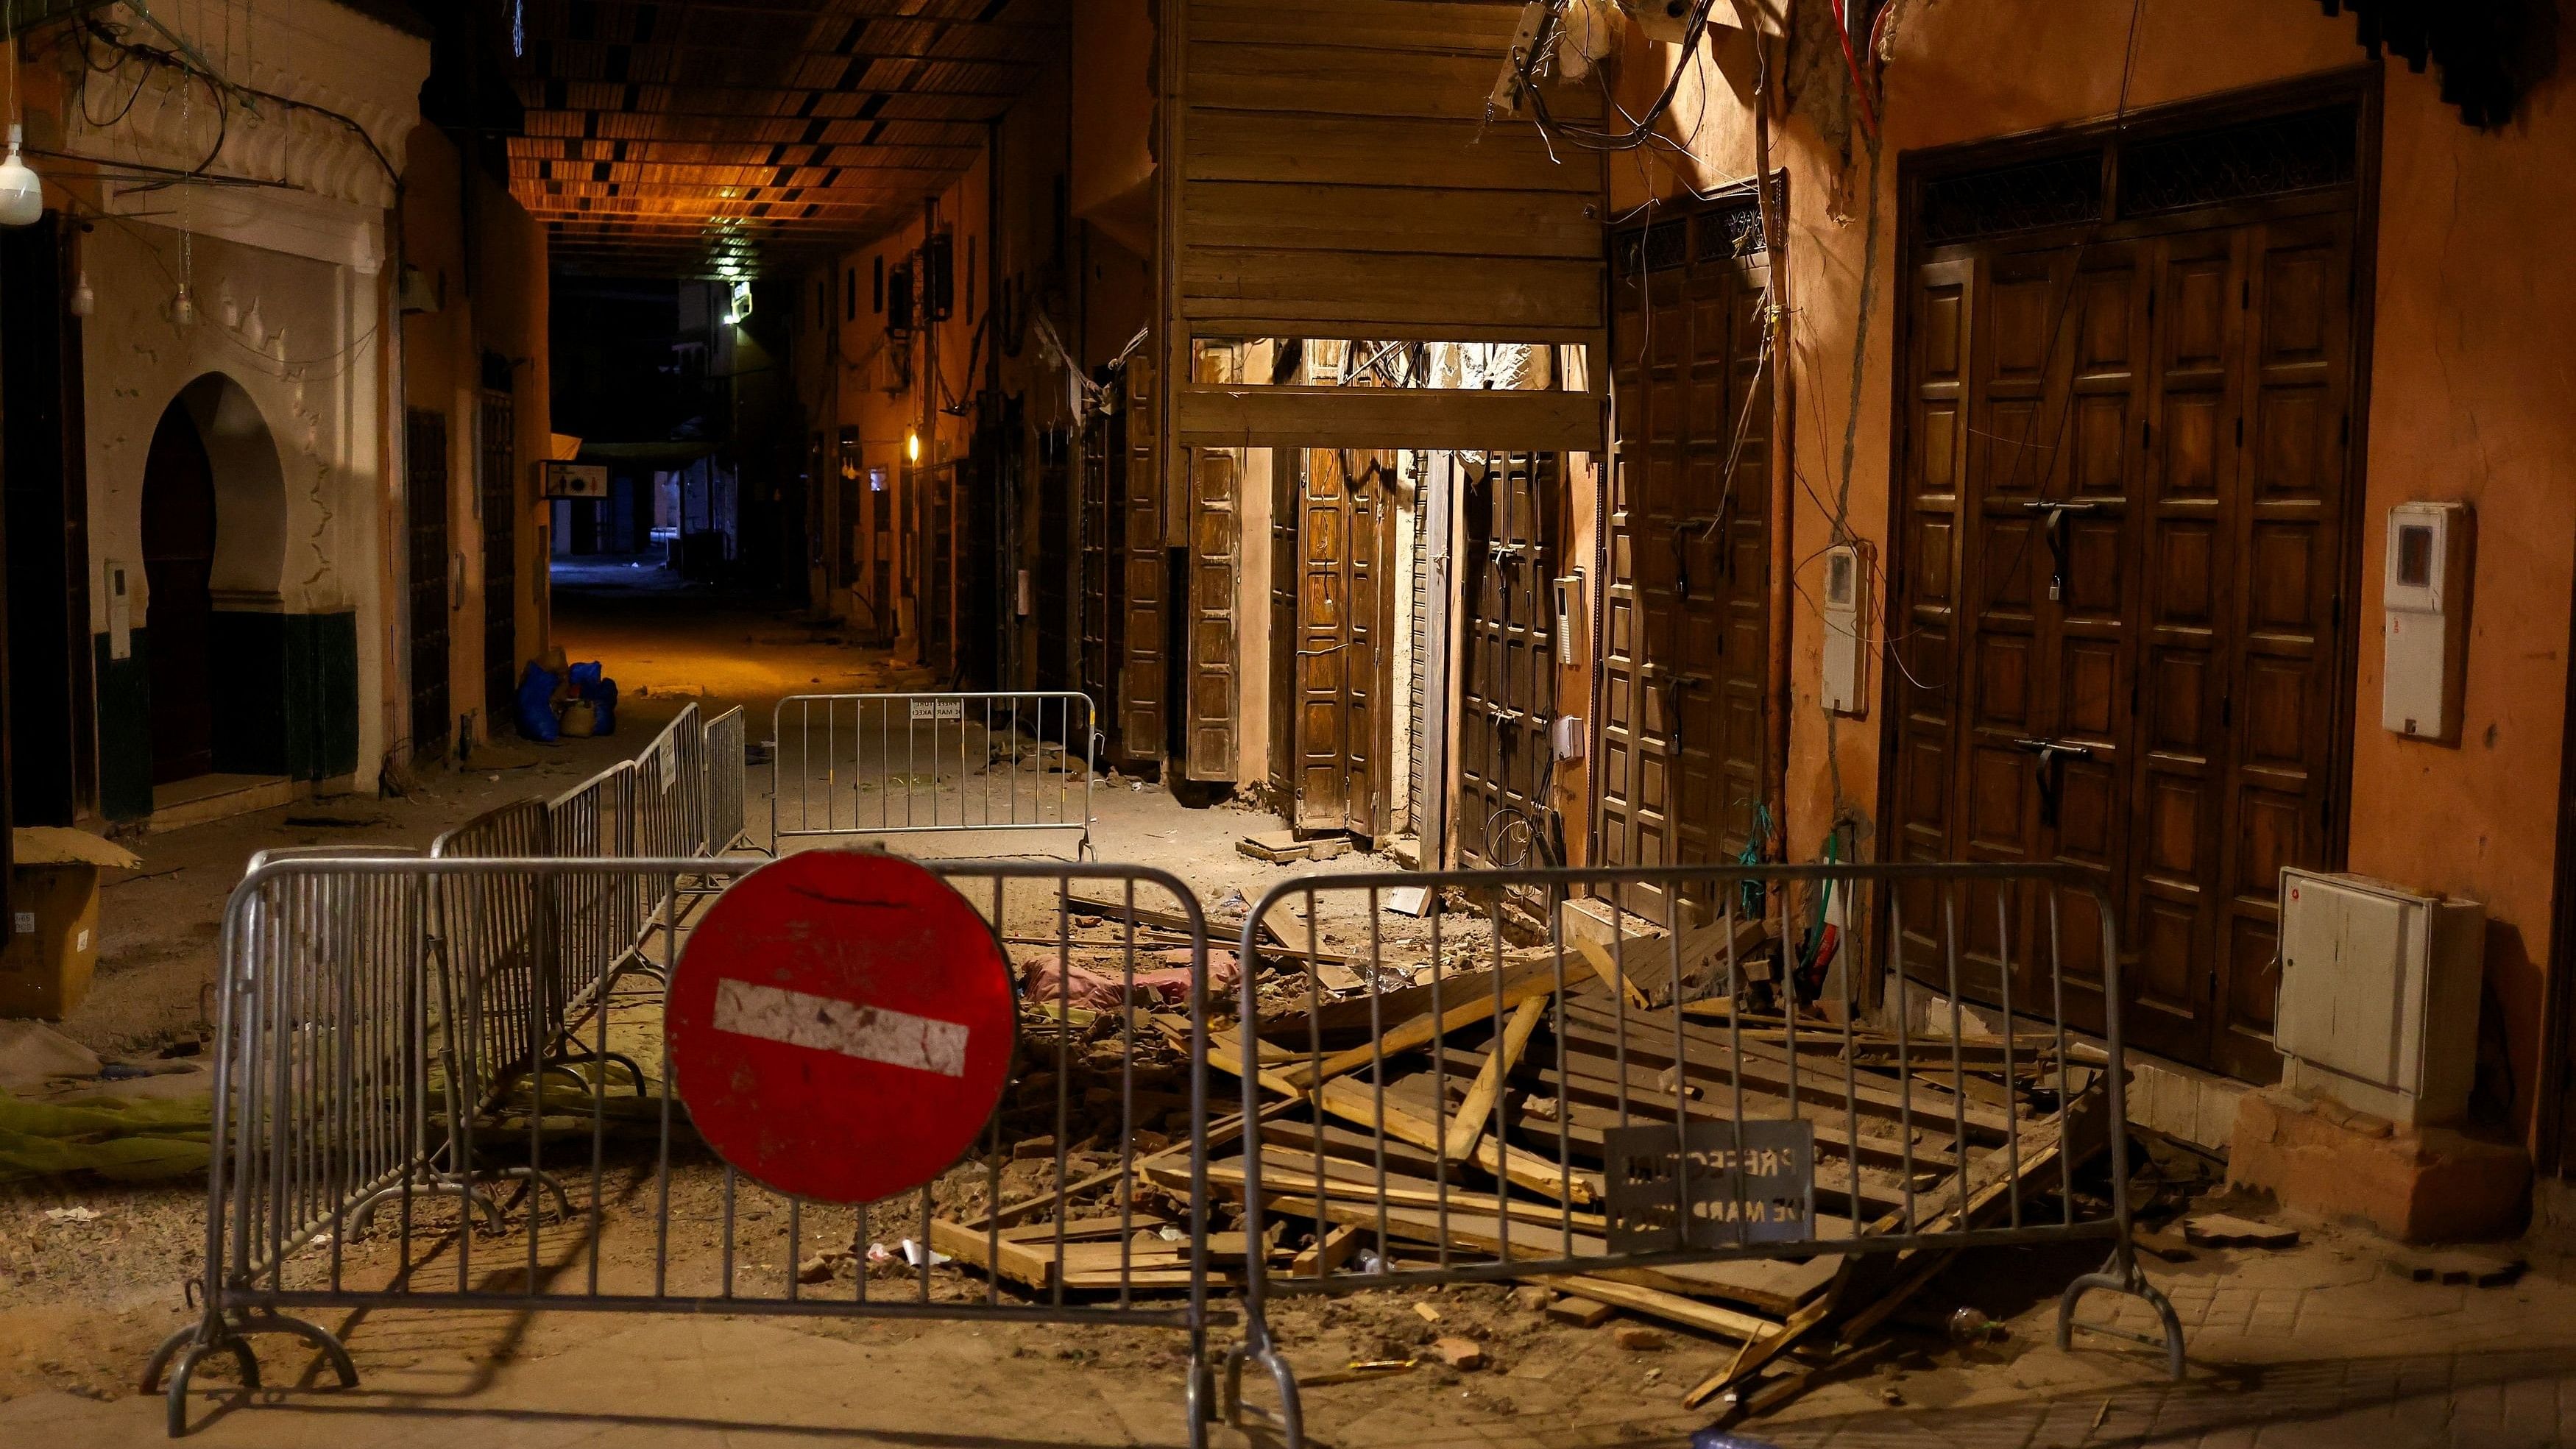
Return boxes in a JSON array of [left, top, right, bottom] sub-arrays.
[[1888, 206, 2360, 1082], [1599, 201, 1776, 926], [1270, 447, 1390, 837]]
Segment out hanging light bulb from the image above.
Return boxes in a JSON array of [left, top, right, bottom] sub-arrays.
[[68, 267, 93, 317], [172, 282, 195, 327], [0, 124, 42, 227]]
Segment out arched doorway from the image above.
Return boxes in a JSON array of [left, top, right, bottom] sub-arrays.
[[141, 402, 219, 784]]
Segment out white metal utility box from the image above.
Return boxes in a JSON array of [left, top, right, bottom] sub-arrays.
[[2274, 868, 2485, 1127]]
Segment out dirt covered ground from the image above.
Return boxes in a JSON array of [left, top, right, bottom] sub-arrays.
[[10, 573, 2576, 1447]]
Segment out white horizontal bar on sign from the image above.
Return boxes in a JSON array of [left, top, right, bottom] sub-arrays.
[[712, 979, 970, 1078], [1175, 383, 1603, 452]]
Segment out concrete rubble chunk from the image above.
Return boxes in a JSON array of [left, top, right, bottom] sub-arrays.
[[1432, 1336, 1486, 1370]]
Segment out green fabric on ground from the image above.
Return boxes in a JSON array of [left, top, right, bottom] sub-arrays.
[[0, 1091, 213, 1183]]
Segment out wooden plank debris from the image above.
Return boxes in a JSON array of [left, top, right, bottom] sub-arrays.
[[922, 900, 2126, 1422], [1443, 994, 1549, 1162]]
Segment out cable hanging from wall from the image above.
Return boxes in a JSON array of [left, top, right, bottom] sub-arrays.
[[1508, 0, 1724, 152]]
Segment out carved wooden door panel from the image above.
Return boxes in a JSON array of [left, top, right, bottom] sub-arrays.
[[2207, 212, 2355, 1080], [1112, 374, 1167, 769], [1267, 449, 1298, 807], [1292, 449, 1379, 835], [1931, 242, 2140, 1018], [1079, 422, 1113, 720], [2124, 226, 2250, 1063], [2034, 245, 2151, 1033], [1889, 257, 1975, 981], [1946, 244, 2058, 1009], [1599, 206, 1773, 927], [1457, 450, 1560, 869]]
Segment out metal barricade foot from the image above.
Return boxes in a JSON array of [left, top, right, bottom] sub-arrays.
[[532, 1045, 650, 1097], [346, 1173, 507, 1238], [2056, 1246, 2187, 1379], [492, 1166, 579, 1224], [149, 1310, 352, 1438], [240, 1312, 360, 1387], [1220, 1333, 1304, 1447], [153, 1331, 252, 1439]]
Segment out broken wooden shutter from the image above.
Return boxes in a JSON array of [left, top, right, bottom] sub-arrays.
[[1161, 0, 1607, 456], [1175, 0, 1604, 348]]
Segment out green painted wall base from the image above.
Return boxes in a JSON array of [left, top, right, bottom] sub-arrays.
[[96, 609, 360, 820], [93, 629, 152, 821]]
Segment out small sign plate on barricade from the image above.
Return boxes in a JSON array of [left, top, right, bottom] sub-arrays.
[[1602, 1119, 1817, 1253], [667, 851, 1016, 1204], [907, 698, 966, 722]]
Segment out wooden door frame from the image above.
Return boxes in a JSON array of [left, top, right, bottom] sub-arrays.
[[1876, 67, 2382, 1064], [2543, 561, 2576, 1175]]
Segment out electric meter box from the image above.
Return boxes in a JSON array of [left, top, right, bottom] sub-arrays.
[[2380, 500, 2471, 743], [2275, 868, 2485, 1127], [1554, 571, 1585, 662], [1820, 542, 1869, 716]]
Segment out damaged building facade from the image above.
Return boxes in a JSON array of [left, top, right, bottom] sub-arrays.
[[774, 0, 2575, 1226], [1588, 0, 2575, 1226]]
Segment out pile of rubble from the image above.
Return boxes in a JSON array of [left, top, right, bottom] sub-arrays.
[[923, 892, 2123, 1414]]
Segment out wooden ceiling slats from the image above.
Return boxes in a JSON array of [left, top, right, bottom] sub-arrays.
[[506, 0, 1056, 274]]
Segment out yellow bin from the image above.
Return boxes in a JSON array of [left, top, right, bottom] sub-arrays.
[[1, 827, 141, 1020]]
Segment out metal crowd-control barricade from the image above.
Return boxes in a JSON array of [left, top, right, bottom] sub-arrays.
[[630, 704, 707, 927], [145, 854, 1220, 1445], [545, 759, 643, 1002], [1219, 861, 2185, 1444], [770, 691, 1100, 857], [701, 705, 752, 855], [427, 801, 561, 1107]]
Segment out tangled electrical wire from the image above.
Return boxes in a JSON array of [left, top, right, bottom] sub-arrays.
[[66, 10, 397, 192], [1515, 0, 1722, 152]]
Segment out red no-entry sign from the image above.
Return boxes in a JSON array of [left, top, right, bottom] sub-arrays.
[[667, 851, 1016, 1204]]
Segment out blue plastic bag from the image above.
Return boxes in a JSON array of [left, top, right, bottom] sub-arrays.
[[515, 662, 562, 743], [570, 662, 617, 735]]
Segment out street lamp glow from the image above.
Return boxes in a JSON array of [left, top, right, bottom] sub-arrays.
[[905, 429, 921, 464]]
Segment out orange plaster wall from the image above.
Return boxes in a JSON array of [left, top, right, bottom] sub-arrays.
[[1618, 0, 2576, 1137]]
